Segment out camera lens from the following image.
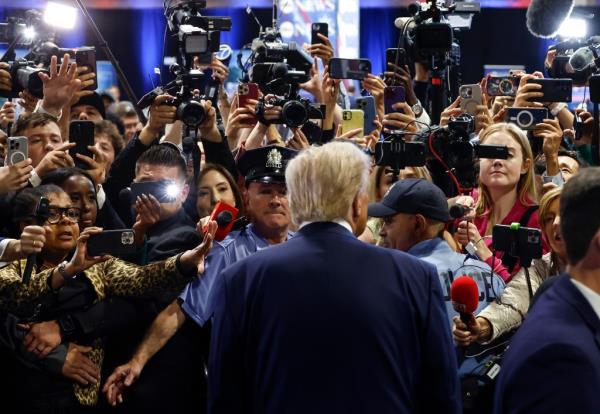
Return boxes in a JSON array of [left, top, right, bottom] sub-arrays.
[[516, 110, 533, 129], [282, 100, 308, 128], [177, 100, 206, 128], [499, 79, 513, 95]]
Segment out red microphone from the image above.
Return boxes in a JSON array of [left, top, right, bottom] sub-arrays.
[[450, 276, 480, 324], [204, 201, 239, 241]]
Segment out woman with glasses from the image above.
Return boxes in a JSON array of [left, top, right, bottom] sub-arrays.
[[0, 184, 216, 414]]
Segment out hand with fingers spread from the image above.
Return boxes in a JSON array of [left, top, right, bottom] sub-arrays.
[[287, 128, 310, 150], [0, 157, 33, 194], [383, 102, 418, 133], [439, 97, 463, 127], [103, 358, 143, 406], [40, 54, 81, 115], [62, 343, 100, 386], [34, 142, 76, 178], [0, 62, 12, 92], [179, 220, 218, 275], [67, 66, 97, 109], [514, 74, 545, 108], [384, 63, 418, 106], [18, 320, 62, 358], [132, 194, 161, 246], [0, 101, 16, 129], [305, 33, 334, 67]]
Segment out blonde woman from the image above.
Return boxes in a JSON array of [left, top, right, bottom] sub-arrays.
[[455, 123, 548, 282]]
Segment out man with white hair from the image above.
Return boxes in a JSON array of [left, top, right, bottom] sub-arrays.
[[207, 141, 461, 414]]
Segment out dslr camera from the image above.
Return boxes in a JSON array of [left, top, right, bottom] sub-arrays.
[[0, 58, 47, 99], [506, 108, 548, 131]]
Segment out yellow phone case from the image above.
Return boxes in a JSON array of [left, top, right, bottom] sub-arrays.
[[341, 110, 365, 135]]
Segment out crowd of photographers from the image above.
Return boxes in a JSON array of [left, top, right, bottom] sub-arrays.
[[0, 15, 600, 413]]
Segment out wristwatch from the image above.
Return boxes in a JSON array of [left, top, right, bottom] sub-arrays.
[[411, 101, 424, 118], [57, 261, 74, 280]]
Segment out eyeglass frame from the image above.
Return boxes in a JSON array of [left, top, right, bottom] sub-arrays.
[[45, 206, 82, 224]]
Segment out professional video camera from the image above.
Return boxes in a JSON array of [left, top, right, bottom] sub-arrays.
[[548, 36, 600, 86], [396, 0, 480, 62], [138, 1, 232, 129], [247, 26, 323, 127], [375, 114, 508, 195]]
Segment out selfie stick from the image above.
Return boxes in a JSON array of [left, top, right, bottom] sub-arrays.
[[73, 0, 147, 123], [589, 74, 600, 165], [22, 197, 50, 285]]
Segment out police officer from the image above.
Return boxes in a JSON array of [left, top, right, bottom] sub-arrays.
[[103, 145, 297, 407], [368, 178, 505, 327]]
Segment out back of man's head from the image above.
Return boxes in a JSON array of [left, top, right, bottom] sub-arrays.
[[285, 141, 370, 226], [136, 144, 188, 182], [560, 167, 600, 265]]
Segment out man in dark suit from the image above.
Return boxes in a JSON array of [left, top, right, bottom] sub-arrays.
[[494, 167, 600, 414], [208, 142, 461, 414]]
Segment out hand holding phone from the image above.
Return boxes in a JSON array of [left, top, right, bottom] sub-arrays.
[[459, 84, 483, 116], [87, 229, 137, 257], [311, 23, 328, 45], [329, 58, 371, 80], [384, 86, 406, 114]]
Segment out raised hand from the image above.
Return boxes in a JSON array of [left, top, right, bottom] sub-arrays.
[[39, 54, 81, 115], [179, 220, 217, 275], [0, 158, 33, 194]]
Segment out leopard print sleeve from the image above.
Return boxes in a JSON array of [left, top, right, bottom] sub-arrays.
[[98, 255, 194, 297], [0, 260, 54, 312]]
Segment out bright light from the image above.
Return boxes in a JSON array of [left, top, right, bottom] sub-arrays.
[[23, 27, 36, 40], [557, 18, 588, 39], [165, 183, 181, 199], [43, 2, 78, 30]]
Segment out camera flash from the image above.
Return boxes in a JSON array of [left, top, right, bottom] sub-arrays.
[[44, 2, 78, 30], [165, 183, 181, 199]]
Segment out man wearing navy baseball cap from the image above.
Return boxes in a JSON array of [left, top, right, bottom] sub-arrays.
[[369, 178, 505, 327]]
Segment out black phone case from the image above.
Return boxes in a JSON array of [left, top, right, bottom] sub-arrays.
[[87, 230, 136, 257], [527, 79, 573, 103], [69, 121, 95, 169], [328, 58, 371, 80], [76, 48, 98, 91], [386, 48, 407, 69], [311, 23, 328, 45]]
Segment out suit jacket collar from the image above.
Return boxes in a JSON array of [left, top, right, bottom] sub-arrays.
[[298, 221, 356, 239], [556, 273, 600, 349]]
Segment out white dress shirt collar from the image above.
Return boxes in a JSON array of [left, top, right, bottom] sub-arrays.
[[571, 278, 600, 321], [299, 219, 354, 234]]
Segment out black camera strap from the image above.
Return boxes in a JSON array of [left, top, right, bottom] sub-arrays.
[[500, 205, 539, 273]]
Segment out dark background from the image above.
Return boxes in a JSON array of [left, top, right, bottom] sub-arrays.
[[2, 6, 599, 99]]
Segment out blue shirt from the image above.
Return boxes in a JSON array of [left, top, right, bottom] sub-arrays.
[[179, 224, 294, 327], [408, 238, 505, 327]]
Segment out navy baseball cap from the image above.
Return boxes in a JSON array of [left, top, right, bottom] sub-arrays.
[[368, 178, 450, 222], [237, 145, 297, 184]]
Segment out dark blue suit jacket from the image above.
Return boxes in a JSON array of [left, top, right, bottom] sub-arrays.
[[208, 222, 461, 414], [494, 274, 600, 413]]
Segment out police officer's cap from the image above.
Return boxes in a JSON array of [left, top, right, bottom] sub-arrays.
[[237, 145, 297, 184]]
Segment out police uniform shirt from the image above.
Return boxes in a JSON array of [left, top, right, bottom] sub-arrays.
[[179, 224, 295, 327], [407, 237, 506, 328]]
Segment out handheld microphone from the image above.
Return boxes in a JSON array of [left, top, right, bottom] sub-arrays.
[[450, 276, 479, 324], [526, 0, 574, 39], [449, 203, 472, 219], [22, 197, 50, 285], [204, 201, 239, 241]]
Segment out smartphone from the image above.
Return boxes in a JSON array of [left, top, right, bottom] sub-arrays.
[[204, 201, 239, 241], [329, 58, 371, 80], [459, 84, 483, 116], [75, 47, 97, 91], [6, 136, 28, 166], [87, 229, 137, 257], [487, 76, 519, 97], [341, 110, 364, 135], [238, 83, 259, 124], [311, 22, 328, 45], [385, 48, 408, 69], [374, 139, 426, 169], [130, 180, 180, 204], [384, 86, 406, 114], [492, 224, 543, 263], [526, 78, 573, 103], [355, 96, 377, 135], [69, 120, 95, 169], [506, 107, 548, 131]]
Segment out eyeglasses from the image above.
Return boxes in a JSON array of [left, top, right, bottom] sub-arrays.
[[46, 207, 81, 224]]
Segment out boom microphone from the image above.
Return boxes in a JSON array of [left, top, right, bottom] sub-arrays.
[[526, 0, 574, 39], [450, 276, 479, 324]]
